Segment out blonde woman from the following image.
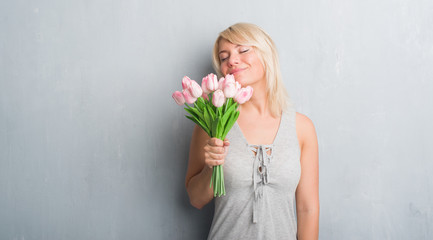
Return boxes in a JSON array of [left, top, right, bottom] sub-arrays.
[[185, 23, 319, 239]]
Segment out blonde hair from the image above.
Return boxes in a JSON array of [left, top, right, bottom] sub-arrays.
[[212, 22, 290, 117]]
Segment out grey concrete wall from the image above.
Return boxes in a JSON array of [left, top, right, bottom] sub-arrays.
[[1, 0, 432, 239]]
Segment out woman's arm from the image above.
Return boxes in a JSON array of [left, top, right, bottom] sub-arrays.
[[295, 113, 320, 239], [185, 125, 229, 209]]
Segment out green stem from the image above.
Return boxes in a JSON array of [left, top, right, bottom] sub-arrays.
[[221, 165, 225, 195], [216, 166, 220, 196]]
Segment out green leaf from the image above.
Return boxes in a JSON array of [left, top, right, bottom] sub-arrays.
[[184, 107, 199, 119], [185, 115, 199, 126], [186, 115, 210, 136], [212, 117, 220, 139], [196, 97, 206, 112], [222, 110, 240, 139], [203, 106, 211, 132], [217, 118, 223, 139], [185, 107, 203, 120], [226, 110, 240, 128], [191, 107, 204, 119], [208, 92, 213, 105], [206, 104, 216, 121], [220, 103, 237, 127], [198, 96, 205, 104], [217, 106, 222, 117]]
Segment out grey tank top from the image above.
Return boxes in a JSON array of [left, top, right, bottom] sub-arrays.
[[207, 105, 301, 240]]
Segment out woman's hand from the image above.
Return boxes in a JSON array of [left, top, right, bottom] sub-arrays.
[[185, 126, 231, 209], [203, 138, 230, 169]]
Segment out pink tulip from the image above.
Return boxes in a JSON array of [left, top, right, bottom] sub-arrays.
[[218, 77, 226, 90], [212, 89, 225, 107], [183, 89, 197, 104], [172, 91, 185, 105], [202, 80, 209, 94], [223, 82, 237, 98], [202, 73, 219, 94], [188, 80, 203, 98], [224, 74, 235, 85], [234, 86, 253, 104], [182, 76, 192, 90], [235, 81, 241, 92]]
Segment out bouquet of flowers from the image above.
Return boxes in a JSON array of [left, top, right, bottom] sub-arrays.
[[172, 73, 253, 197]]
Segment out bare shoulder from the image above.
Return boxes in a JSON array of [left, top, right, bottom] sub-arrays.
[[295, 112, 316, 130], [295, 112, 318, 149]]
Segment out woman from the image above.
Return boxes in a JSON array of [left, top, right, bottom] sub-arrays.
[[185, 23, 319, 239]]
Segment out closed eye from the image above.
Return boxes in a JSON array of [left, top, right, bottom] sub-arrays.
[[220, 47, 250, 62]]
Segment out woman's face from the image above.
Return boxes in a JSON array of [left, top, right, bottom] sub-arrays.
[[218, 39, 265, 87]]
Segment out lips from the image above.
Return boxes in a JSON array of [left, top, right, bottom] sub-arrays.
[[229, 68, 245, 75]]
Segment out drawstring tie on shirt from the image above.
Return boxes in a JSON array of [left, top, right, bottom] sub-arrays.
[[250, 144, 273, 223]]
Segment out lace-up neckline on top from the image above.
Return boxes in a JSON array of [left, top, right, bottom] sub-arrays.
[[234, 113, 284, 223]]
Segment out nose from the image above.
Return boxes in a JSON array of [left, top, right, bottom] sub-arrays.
[[227, 53, 239, 67]]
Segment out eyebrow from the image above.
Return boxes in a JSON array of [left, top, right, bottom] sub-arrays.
[[218, 45, 242, 55]]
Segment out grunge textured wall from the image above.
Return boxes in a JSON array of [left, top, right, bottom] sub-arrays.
[[1, 0, 432, 239]]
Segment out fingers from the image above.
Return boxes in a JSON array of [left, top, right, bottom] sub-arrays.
[[208, 138, 223, 147], [204, 151, 225, 160], [204, 138, 229, 168], [207, 138, 230, 148], [204, 147, 226, 168], [204, 159, 223, 168], [223, 139, 230, 154], [204, 144, 225, 154]]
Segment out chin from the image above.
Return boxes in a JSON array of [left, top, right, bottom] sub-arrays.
[[236, 77, 253, 87], [233, 74, 245, 84]]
